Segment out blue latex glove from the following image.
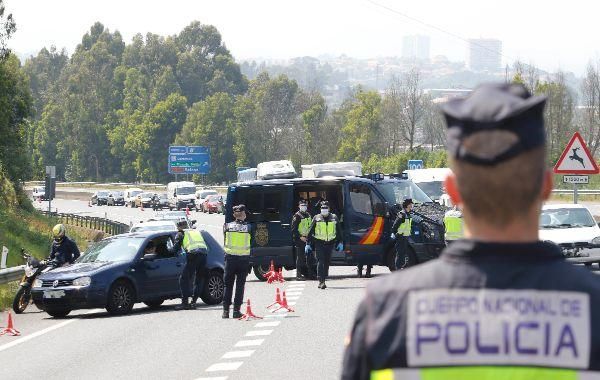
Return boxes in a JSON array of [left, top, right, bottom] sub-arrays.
[[390, 233, 396, 240], [305, 245, 312, 254], [336, 243, 343, 252]]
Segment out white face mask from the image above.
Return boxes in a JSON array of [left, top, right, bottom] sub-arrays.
[[320, 209, 329, 217], [299, 205, 307, 212]]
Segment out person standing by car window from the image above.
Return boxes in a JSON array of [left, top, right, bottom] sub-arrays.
[[171, 220, 208, 310], [391, 198, 414, 270], [50, 224, 80, 266], [222, 204, 252, 319], [307, 201, 343, 290], [291, 199, 314, 281], [341, 83, 600, 379]]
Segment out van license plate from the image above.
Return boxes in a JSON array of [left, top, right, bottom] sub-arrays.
[[43, 290, 65, 299]]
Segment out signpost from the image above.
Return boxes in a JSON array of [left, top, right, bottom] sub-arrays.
[[408, 160, 424, 170], [553, 132, 599, 203], [168, 146, 210, 179], [45, 165, 56, 213]]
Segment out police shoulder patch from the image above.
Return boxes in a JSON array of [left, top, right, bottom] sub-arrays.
[[406, 288, 590, 369]]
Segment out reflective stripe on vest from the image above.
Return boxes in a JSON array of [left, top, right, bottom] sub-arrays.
[[182, 230, 207, 253], [396, 217, 412, 236], [444, 215, 463, 240], [371, 367, 599, 380], [224, 231, 251, 255], [314, 220, 336, 242], [298, 217, 311, 236]]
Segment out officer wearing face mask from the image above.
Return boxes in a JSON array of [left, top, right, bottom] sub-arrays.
[[306, 201, 343, 289], [291, 199, 315, 280], [49, 224, 80, 266]]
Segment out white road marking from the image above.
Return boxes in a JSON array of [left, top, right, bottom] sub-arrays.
[[287, 283, 306, 287], [234, 339, 265, 347], [286, 296, 300, 300], [222, 350, 255, 359], [245, 329, 273, 337], [288, 302, 297, 306], [285, 292, 302, 296], [264, 313, 288, 318], [0, 319, 77, 353], [195, 377, 228, 380], [255, 321, 281, 327], [206, 362, 244, 372]]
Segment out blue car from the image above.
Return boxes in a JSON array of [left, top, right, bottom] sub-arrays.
[[31, 230, 224, 318]]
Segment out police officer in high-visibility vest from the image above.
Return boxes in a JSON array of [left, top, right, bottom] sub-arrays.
[[306, 201, 343, 289], [222, 204, 252, 319], [171, 220, 208, 310], [444, 206, 463, 242], [391, 198, 414, 270], [291, 199, 314, 280], [341, 83, 600, 379]]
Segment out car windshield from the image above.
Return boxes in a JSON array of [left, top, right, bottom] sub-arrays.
[[201, 191, 218, 198], [131, 224, 176, 232], [207, 195, 220, 201], [98, 191, 109, 196], [177, 187, 195, 195], [131, 190, 142, 197], [141, 192, 153, 198], [159, 193, 167, 199], [540, 208, 596, 228], [414, 181, 445, 200], [77, 237, 144, 263], [376, 180, 432, 205]]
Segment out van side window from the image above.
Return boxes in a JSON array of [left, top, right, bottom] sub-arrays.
[[245, 192, 262, 216], [264, 192, 283, 222], [349, 184, 373, 215]]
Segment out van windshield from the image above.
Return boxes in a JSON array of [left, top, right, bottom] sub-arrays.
[[177, 187, 195, 195], [375, 181, 432, 205], [414, 181, 444, 200]]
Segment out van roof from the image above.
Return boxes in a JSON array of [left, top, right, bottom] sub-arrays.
[[228, 175, 408, 188]]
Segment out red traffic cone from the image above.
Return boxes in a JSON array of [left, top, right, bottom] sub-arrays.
[[272, 291, 294, 313], [267, 288, 282, 309], [264, 260, 278, 283], [276, 268, 286, 283], [238, 299, 262, 321], [140, 202, 144, 211], [185, 206, 190, 216], [0, 311, 20, 336]]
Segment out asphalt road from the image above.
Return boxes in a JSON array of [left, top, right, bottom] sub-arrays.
[[1, 198, 380, 380]]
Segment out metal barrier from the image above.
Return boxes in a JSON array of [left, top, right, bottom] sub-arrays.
[[0, 266, 24, 285], [39, 211, 130, 236], [551, 189, 600, 195]]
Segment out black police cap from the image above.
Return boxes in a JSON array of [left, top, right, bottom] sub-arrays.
[[441, 83, 547, 166], [233, 204, 246, 212], [319, 201, 330, 208], [299, 199, 308, 205]]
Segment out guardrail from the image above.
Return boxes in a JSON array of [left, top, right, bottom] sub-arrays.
[[0, 265, 24, 285], [551, 189, 600, 195], [39, 211, 130, 236]]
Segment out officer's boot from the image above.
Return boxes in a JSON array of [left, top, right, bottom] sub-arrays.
[[357, 267, 363, 278], [222, 304, 230, 319], [190, 297, 198, 309], [295, 269, 304, 281], [175, 298, 190, 310], [365, 266, 372, 278], [232, 305, 242, 319]]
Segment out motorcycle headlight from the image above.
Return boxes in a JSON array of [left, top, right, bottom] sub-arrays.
[[592, 236, 600, 245], [73, 276, 91, 287], [33, 278, 43, 288]]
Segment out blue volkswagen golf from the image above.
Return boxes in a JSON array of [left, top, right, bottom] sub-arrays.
[[31, 230, 224, 318]]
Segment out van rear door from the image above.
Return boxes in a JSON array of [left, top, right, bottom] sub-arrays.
[[344, 182, 386, 265]]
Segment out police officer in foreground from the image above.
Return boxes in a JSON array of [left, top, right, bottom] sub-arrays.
[[291, 199, 315, 280], [50, 224, 80, 266], [391, 198, 414, 269], [171, 220, 208, 310], [341, 83, 600, 379], [222, 204, 252, 319], [306, 201, 343, 289]]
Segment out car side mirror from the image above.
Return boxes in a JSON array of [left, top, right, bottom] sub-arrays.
[[142, 253, 157, 261]]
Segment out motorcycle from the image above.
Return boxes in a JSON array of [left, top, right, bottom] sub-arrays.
[[12, 249, 59, 314]]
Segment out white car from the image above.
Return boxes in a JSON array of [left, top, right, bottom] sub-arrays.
[[32, 186, 46, 200], [539, 204, 600, 249], [129, 220, 178, 233]]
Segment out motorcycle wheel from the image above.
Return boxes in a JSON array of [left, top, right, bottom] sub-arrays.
[[12, 287, 30, 314]]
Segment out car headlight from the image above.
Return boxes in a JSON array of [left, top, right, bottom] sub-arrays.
[[73, 276, 91, 287], [592, 236, 600, 245], [33, 278, 43, 288]]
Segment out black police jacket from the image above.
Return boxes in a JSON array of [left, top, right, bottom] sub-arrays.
[[49, 236, 80, 265], [342, 240, 600, 379], [291, 210, 311, 242]]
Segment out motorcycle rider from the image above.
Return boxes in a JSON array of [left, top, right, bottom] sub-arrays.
[[50, 224, 80, 266], [151, 193, 160, 211]]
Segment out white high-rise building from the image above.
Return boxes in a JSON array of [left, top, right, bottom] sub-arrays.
[[468, 39, 502, 72], [402, 35, 430, 61]]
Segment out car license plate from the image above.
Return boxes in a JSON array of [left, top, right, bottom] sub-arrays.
[[43, 290, 65, 299]]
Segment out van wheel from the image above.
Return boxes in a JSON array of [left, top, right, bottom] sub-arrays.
[[253, 265, 270, 281]]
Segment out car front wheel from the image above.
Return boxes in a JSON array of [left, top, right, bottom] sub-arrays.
[[46, 308, 71, 318], [106, 280, 135, 315], [201, 270, 224, 305]]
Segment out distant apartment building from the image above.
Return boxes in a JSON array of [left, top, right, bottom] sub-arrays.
[[468, 38, 502, 72], [402, 35, 430, 61]]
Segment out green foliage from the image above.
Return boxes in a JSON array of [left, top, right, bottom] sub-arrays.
[[337, 89, 382, 162], [363, 148, 448, 174]]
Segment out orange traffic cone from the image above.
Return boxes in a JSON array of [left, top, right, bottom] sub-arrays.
[[185, 206, 190, 216], [0, 311, 20, 336], [272, 291, 294, 313], [267, 288, 282, 309], [140, 202, 144, 211], [276, 268, 286, 283], [238, 299, 262, 321], [264, 260, 278, 283]]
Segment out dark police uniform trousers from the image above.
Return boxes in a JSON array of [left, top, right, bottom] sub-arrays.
[[179, 251, 207, 301], [223, 254, 250, 307], [342, 240, 600, 379], [314, 241, 333, 283], [394, 235, 411, 270]]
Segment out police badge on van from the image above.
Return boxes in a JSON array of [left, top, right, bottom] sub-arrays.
[[255, 223, 269, 246], [406, 289, 590, 368]]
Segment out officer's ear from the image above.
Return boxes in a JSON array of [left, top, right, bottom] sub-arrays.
[[444, 174, 462, 207], [541, 170, 553, 201]]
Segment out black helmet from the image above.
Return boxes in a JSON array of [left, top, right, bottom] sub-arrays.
[[176, 220, 188, 229], [402, 198, 414, 209]]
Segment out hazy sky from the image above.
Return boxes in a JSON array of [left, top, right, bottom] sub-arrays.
[[5, 0, 599, 75]]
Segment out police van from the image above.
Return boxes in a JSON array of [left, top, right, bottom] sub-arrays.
[[225, 169, 447, 280]]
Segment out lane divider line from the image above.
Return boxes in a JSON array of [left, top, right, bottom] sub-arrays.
[[222, 350, 255, 359], [245, 329, 273, 337], [206, 362, 244, 372], [0, 319, 77, 353], [234, 339, 265, 347], [254, 321, 280, 327]]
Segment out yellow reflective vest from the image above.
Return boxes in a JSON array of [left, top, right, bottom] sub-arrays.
[[314, 219, 337, 242], [224, 222, 251, 256], [182, 230, 207, 253], [444, 214, 463, 240]]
